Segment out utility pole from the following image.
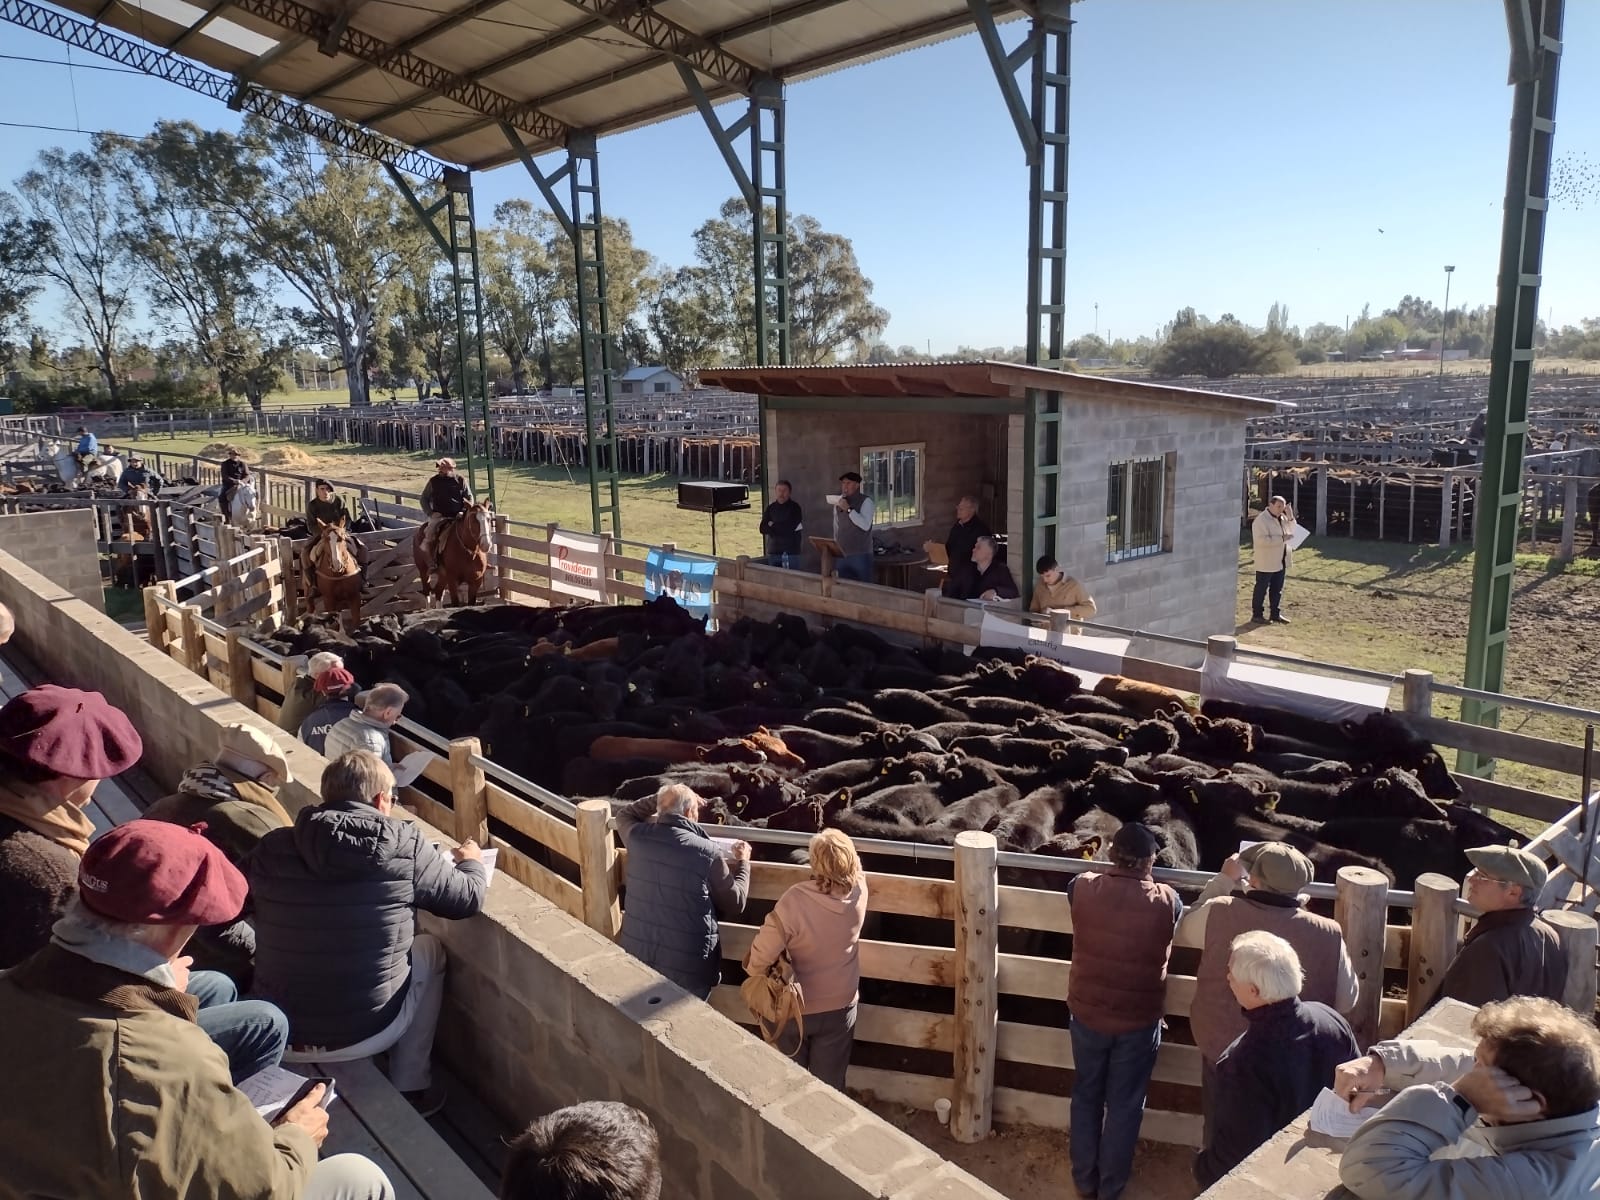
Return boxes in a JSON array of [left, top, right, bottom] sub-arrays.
[[1438, 264, 1455, 385]]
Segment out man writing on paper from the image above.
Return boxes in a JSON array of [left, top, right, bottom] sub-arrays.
[[831, 470, 875, 582], [1337, 996, 1600, 1199], [1251, 495, 1297, 625], [1192, 932, 1358, 1189], [249, 750, 486, 1116], [0, 819, 396, 1200], [1030, 555, 1097, 620]]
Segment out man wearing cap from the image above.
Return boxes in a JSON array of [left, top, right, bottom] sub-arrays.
[[281, 652, 360, 754], [119, 453, 163, 496], [1065, 823, 1183, 1200], [419, 457, 472, 588], [143, 721, 296, 991], [1179, 842, 1358, 1145], [250, 750, 487, 1116], [831, 470, 875, 582], [0, 684, 143, 969], [1436, 844, 1567, 1007], [1193, 931, 1359, 1189], [220, 446, 249, 519], [0, 820, 395, 1200]]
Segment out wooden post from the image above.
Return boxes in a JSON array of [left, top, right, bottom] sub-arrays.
[[1335, 865, 1389, 1048], [1544, 910, 1599, 1017], [449, 737, 489, 846], [223, 626, 258, 707], [179, 606, 207, 677], [1560, 475, 1579, 561], [951, 829, 999, 1143], [1206, 634, 1237, 664], [1405, 873, 1461, 1023], [1402, 669, 1434, 718], [1438, 472, 1455, 548], [1314, 464, 1329, 537], [495, 514, 511, 602], [733, 555, 749, 618], [142, 584, 165, 650], [576, 799, 622, 938]]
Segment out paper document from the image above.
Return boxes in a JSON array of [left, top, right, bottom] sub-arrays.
[[1239, 840, 1263, 854], [477, 847, 498, 876], [825, 494, 842, 506], [1289, 522, 1311, 551], [390, 749, 432, 789], [1307, 1087, 1380, 1139], [238, 1066, 337, 1122], [710, 836, 745, 859]]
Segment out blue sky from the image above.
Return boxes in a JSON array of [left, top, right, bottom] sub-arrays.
[[2, 0, 1597, 352]]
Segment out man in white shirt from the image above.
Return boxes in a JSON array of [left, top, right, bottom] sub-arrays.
[[831, 471, 875, 582]]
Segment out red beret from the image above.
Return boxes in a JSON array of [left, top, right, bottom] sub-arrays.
[[314, 667, 356, 696], [79, 820, 247, 926], [0, 685, 142, 779]]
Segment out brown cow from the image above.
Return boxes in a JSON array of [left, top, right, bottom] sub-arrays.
[[1092, 674, 1197, 718]]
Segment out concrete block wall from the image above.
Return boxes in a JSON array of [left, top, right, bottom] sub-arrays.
[[0, 547, 1006, 1200], [0, 508, 105, 611], [1056, 392, 1244, 641], [767, 408, 1008, 566]]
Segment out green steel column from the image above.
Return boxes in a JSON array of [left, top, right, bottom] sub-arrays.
[[751, 76, 790, 492], [1460, 0, 1564, 776], [445, 170, 495, 505], [566, 134, 623, 538]]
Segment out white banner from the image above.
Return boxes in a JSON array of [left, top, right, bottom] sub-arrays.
[[977, 611, 1130, 681], [550, 528, 608, 602], [1200, 657, 1388, 724]]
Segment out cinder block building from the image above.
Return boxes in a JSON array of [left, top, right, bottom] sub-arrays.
[[699, 361, 1281, 642]]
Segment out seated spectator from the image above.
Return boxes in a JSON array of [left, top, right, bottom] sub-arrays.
[[249, 750, 487, 1115], [1437, 844, 1567, 1006], [299, 665, 360, 755], [325, 682, 408, 766], [277, 650, 348, 738], [745, 829, 869, 1090], [1030, 555, 1097, 619], [954, 535, 1019, 602], [0, 820, 393, 1199], [616, 783, 750, 999], [1338, 996, 1600, 1198], [0, 684, 143, 969], [502, 1101, 662, 1200], [931, 496, 993, 598], [1192, 931, 1358, 1189], [143, 722, 295, 988]]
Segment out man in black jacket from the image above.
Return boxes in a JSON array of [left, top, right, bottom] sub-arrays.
[[958, 535, 1019, 602], [419, 457, 472, 588], [1193, 930, 1358, 1188], [249, 749, 487, 1115], [219, 447, 249, 518], [934, 496, 993, 597], [758, 479, 803, 568]]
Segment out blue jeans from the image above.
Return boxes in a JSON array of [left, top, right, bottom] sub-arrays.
[[760, 551, 797, 569], [1069, 1018, 1161, 1200], [189, 969, 289, 1084], [836, 552, 873, 582]]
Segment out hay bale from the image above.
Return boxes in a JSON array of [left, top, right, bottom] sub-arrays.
[[201, 442, 259, 461], [260, 446, 318, 469]]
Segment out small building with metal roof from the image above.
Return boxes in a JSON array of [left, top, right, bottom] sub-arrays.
[[699, 361, 1286, 642]]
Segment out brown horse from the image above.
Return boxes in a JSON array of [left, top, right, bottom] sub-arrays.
[[413, 502, 492, 607], [310, 519, 363, 627]]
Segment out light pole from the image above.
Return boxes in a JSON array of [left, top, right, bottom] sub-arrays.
[[1439, 265, 1455, 383], [1094, 302, 1099, 339]]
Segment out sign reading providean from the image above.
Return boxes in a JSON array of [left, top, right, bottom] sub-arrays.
[[549, 529, 608, 602]]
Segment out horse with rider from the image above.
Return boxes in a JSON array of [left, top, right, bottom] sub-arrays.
[[415, 457, 491, 605]]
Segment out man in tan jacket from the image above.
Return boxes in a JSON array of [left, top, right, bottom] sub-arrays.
[[1030, 554, 1097, 620], [1251, 495, 1296, 623], [0, 819, 394, 1200]]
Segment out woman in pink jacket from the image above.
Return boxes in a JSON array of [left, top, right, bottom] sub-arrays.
[[745, 829, 869, 1090]]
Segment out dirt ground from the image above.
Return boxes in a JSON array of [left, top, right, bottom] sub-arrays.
[[864, 1101, 1198, 1200]]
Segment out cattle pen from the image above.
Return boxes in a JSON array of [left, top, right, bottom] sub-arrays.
[[113, 510, 1600, 1149]]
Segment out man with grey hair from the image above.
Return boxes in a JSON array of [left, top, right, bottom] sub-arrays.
[[324, 683, 416, 780], [933, 495, 992, 597], [1437, 843, 1566, 1006], [1192, 931, 1358, 1189], [1251, 494, 1296, 623], [249, 750, 487, 1116], [616, 784, 751, 998]]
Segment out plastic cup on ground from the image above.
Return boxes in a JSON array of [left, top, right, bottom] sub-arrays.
[[934, 1098, 951, 1125]]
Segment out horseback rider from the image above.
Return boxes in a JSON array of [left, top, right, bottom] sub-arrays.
[[72, 426, 99, 473], [218, 447, 248, 519], [419, 457, 471, 588], [305, 479, 367, 582], [120, 454, 163, 497]]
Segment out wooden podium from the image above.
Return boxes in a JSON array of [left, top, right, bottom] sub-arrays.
[[809, 536, 845, 578]]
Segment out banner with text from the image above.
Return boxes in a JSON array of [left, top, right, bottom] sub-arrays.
[[644, 547, 717, 619], [977, 610, 1130, 680], [550, 528, 608, 602]]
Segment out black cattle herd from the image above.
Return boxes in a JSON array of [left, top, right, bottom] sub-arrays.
[[266, 598, 1522, 892]]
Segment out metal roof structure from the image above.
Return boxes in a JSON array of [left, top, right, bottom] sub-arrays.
[[699, 361, 1286, 413], [44, 0, 1034, 170]]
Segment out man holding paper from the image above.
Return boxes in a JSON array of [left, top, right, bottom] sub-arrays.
[[324, 683, 431, 790], [830, 470, 875, 583], [1251, 495, 1298, 625], [0, 819, 395, 1199], [249, 750, 487, 1117]]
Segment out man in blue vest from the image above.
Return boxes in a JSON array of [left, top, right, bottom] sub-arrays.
[[615, 784, 750, 999], [72, 426, 99, 473]]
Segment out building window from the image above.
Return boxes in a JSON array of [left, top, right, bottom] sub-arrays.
[[1106, 454, 1170, 562], [653, 381, 669, 393], [860, 442, 924, 526]]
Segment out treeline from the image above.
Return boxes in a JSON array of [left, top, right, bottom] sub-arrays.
[[0, 117, 890, 410]]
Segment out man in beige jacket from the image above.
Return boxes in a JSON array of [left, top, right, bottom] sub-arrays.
[[1251, 495, 1296, 624]]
